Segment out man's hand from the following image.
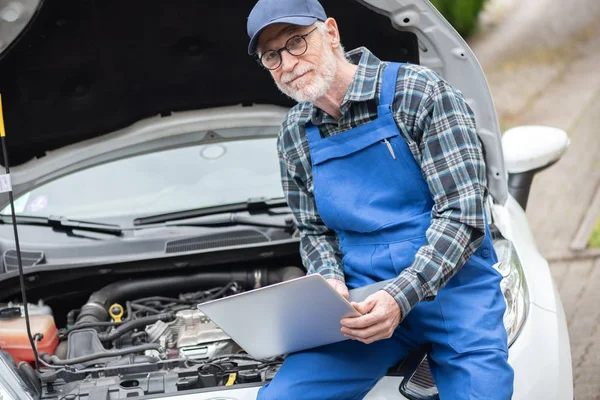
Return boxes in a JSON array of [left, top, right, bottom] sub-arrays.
[[340, 290, 401, 344], [326, 278, 349, 299]]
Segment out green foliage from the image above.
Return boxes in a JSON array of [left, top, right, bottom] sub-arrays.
[[429, 0, 487, 37], [589, 218, 600, 249]]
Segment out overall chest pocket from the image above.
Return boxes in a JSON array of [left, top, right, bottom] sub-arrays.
[[312, 131, 430, 233]]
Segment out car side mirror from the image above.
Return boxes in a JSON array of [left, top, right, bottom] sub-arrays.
[[502, 125, 570, 210]]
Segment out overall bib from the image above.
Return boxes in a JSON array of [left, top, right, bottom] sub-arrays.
[[258, 63, 514, 400]]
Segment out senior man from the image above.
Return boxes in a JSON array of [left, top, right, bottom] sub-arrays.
[[247, 0, 514, 399]]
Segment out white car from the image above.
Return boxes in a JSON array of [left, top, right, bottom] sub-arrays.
[[0, 0, 572, 399]]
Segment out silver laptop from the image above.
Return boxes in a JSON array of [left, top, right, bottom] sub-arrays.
[[197, 274, 393, 359]]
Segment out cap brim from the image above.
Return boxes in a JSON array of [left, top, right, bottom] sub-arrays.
[[248, 16, 318, 55]]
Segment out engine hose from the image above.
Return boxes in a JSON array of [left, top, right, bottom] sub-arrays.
[[66, 309, 79, 327], [66, 321, 123, 333], [42, 343, 161, 366], [105, 354, 159, 367], [97, 313, 174, 342], [130, 303, 161, 314], [53, 341, 68, 360], [17, 362, 42, 397], [75, 266, 305, 326]]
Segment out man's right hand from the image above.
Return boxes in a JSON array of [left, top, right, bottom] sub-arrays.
[[326, 278, 349, 300]]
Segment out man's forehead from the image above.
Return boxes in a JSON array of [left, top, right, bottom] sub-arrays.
[[259, 24, 306, 50]]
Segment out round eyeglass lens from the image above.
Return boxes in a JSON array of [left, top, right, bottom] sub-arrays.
[[261, 51, 280, 69], [287, 36, 307, 55]]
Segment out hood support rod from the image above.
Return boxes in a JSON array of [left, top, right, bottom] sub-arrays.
[[0, 94, 41, 372]]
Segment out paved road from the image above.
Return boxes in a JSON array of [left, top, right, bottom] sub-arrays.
[[472, 0, 600, 70], [543, 88, 600, 399], [551, 259, 600, 399], [470, 2, 600, 398], [484, 44, 600, 400]]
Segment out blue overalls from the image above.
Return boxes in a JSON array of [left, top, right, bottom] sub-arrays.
[[258, 63, 514, 400]]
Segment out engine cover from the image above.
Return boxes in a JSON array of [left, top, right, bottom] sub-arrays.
[[145, 309, 239, 360]]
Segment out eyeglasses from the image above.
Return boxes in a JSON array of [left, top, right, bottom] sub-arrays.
[[258, 27, 318, 70]]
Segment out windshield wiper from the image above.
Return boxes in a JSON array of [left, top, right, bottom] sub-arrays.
[[0, 215, 123, 236], [164, 212, 296, 231], [134, 197, 289, 226]]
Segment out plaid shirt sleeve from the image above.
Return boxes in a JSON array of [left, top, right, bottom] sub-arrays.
[[382, 67, 488, 318], [277, 114, 346, 282]]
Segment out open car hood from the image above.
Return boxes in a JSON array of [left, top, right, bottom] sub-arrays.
[[0, 0, 508, 204]]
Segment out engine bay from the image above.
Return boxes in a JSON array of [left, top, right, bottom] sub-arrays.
[[0, 267, 305, 399]]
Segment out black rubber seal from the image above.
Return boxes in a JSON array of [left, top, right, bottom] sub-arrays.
[[0, 307, 22, 320]]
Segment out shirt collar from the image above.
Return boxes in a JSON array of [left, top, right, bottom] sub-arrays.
[[340, 47, 382, 104], [300, 47, 383, 126]]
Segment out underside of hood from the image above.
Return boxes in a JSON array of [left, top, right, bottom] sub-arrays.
[[0, 0, 419, 166], [0, 0, 508, 204]]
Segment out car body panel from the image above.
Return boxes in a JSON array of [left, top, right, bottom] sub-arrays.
[[509, 300, 573, 399]]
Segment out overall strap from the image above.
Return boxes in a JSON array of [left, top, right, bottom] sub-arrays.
[[379, 62, 402, 108]]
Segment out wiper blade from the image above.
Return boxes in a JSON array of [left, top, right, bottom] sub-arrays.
[[164, 212, 295, 231], [0, 215, 123, 236], [134, 197, 288, 226]]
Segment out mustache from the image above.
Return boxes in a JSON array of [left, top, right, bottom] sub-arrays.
[[280, 65, 315, 84]]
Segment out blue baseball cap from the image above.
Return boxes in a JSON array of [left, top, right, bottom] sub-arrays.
[[247, 0, 327, 55]]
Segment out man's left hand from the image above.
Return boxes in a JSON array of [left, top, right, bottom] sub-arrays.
[[340, 290, 401, 344]]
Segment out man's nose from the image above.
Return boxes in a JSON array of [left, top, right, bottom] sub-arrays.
[[280, 51, 298, 72]]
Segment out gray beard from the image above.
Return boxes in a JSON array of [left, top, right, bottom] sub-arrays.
[[275, 47, 338, 104]]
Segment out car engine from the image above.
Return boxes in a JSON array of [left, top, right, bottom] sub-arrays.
[[8, 267, 306, 399], [59, 282, 246, 366]]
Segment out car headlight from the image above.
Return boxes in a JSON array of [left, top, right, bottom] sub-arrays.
[[493, 238, 529, 345]]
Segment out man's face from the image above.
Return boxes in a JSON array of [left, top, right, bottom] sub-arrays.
[[257, 23, 337, 103]]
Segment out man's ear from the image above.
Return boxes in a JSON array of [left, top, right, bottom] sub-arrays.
[[323, 17, 341, 47]]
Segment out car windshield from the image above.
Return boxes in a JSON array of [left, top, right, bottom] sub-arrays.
[[1, 133, 284, 221]]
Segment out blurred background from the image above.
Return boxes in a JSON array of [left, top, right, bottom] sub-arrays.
[[437, 0, 600, 397]]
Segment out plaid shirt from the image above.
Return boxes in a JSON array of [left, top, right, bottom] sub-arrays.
[[277, 47, 488, 318]]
